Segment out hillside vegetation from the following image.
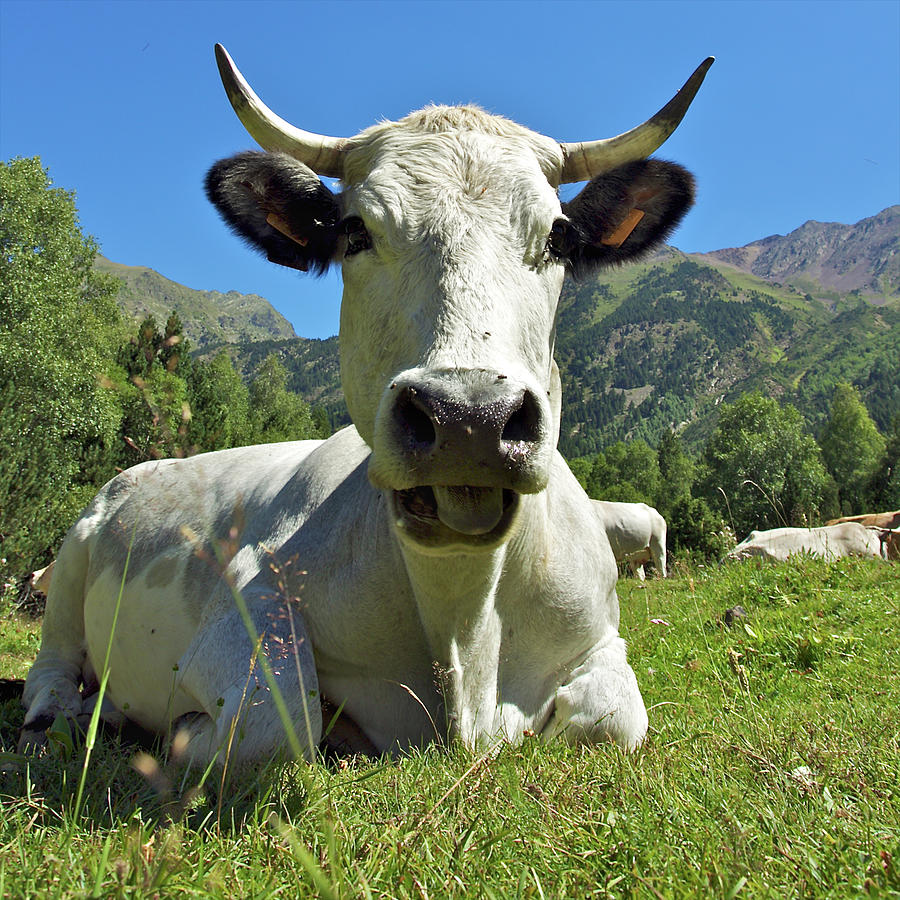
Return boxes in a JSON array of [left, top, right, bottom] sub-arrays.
[[3, 157, 897, 575], [204, 210, 899, 458], [555, 251, 899, 457]]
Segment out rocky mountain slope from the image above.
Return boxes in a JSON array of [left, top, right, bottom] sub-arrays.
[[94, 255, 296, 349], [694, 206, 899, 307]]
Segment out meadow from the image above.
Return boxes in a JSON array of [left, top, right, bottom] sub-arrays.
[[1, 557, 897, 898]]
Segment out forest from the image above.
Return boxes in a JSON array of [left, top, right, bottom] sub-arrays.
[[0, 159, 327, 578], [1, 157, 897, 578]]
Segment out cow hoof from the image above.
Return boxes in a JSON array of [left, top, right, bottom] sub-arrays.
[[16, 722, 52, 756]]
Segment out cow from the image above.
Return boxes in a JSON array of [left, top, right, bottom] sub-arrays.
[[877, 527, 900, 560], [725, 523, 885, 563], [592, 501, 667, 580], [825, 511, 900, 530], [19, 45, 713, 768]]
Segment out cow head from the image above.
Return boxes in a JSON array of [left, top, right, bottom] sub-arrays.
[[206, 45, 711, 551]]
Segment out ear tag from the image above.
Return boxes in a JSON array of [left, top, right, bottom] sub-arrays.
[[600, 208, 645, 248], [266, 212, 309, 247]]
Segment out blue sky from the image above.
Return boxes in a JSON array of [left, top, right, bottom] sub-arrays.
[[2, 0, 898, 340]]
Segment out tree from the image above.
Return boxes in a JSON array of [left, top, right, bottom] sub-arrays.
[[583, 440, 660, 504], [667, 495, 732, 562], [117, 314, 163, 378], [699, 392, 833, 537], [187, 352, 252, 451], [159, 310, 192, 377], [655, 429, 694, 519], [248, 354, 323, 443], [868, 416, 900, 510], [115, 366, 190, 467], [818, 383, 886, 514], [0, 157, 125, 572], [113, 314, 193, 467]]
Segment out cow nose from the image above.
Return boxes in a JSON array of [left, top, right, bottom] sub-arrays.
[[394, 383, 542, 455], [373, 368, 551, 492]]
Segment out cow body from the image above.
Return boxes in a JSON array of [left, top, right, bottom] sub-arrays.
[[592, 501, 667, 579], [726, 523, 885, 563], [20, 46, 712, 766], [23, 430, 640, 762]]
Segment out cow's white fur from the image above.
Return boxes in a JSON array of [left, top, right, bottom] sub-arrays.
[[21, 106, 650, 766], [592, 501, 668, 580], [726, 522, 885, 562]]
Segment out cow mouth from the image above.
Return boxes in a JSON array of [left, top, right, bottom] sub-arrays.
[[392, 486, 519, 548]]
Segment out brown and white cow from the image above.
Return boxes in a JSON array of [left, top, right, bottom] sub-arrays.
[[20, 46, 712, 767]]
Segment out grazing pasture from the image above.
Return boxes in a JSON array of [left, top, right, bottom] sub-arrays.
[[1, 557, 897, 897]]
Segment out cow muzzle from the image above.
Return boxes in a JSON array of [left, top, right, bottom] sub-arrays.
[[369, 368, 554, 547]]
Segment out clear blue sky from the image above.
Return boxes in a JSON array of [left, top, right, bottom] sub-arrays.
[[2, 0, 898, 339]]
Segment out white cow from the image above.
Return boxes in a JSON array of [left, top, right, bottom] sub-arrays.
[[726, 523, 885, 562], [592, 501, 667, 580], [19, 45, 712, 767]]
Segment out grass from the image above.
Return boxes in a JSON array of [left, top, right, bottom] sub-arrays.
[[1, 557, 898, 898]]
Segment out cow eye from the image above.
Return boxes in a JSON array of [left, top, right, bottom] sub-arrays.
[[342, 216, 372, 256], [546, 218, 572, 261]]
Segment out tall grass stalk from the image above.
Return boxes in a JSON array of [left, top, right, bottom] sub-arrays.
[[70, 522, 136, 826]]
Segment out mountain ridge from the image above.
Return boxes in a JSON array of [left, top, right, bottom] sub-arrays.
[[94, 255, 297, 349], [101, 207, 899, 456], [692, 206, 900, 307]]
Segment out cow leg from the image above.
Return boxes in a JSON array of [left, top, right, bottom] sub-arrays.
[[542, 637, 648, 750], [649, 533, 667, 577], [173, 597, 322, 769], [18, 533, 90, 753]]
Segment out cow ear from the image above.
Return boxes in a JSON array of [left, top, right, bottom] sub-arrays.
[[205, 151, 341, 274], [561, 159, 695, 276]]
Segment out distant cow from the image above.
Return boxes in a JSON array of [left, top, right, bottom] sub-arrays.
[[826, 510, 900, 530], [592, 501, 667, 580], [726, 523, 884, 562]]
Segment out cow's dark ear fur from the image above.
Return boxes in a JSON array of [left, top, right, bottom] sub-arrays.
[[205, 151, 341, 274], [561, 159, 694, 277]]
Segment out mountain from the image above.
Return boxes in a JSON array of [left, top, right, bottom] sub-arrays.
[[94, 255, 297, 349], [694, 206, 900, 308]]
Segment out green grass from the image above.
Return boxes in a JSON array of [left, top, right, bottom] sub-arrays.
[[1, 558, 898, 898]]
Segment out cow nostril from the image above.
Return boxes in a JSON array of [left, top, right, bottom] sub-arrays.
[[501, 391, 541, 444], [397, 391, 437, 447]]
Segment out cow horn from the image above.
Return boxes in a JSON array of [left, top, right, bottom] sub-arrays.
[[214, 44, 347, 178], [559, 57, 714, 184]]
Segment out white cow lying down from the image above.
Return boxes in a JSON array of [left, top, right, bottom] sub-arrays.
[[726, 523, 885, 562], [19, 46, 713, 768], [592, 501, 667, 580]]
